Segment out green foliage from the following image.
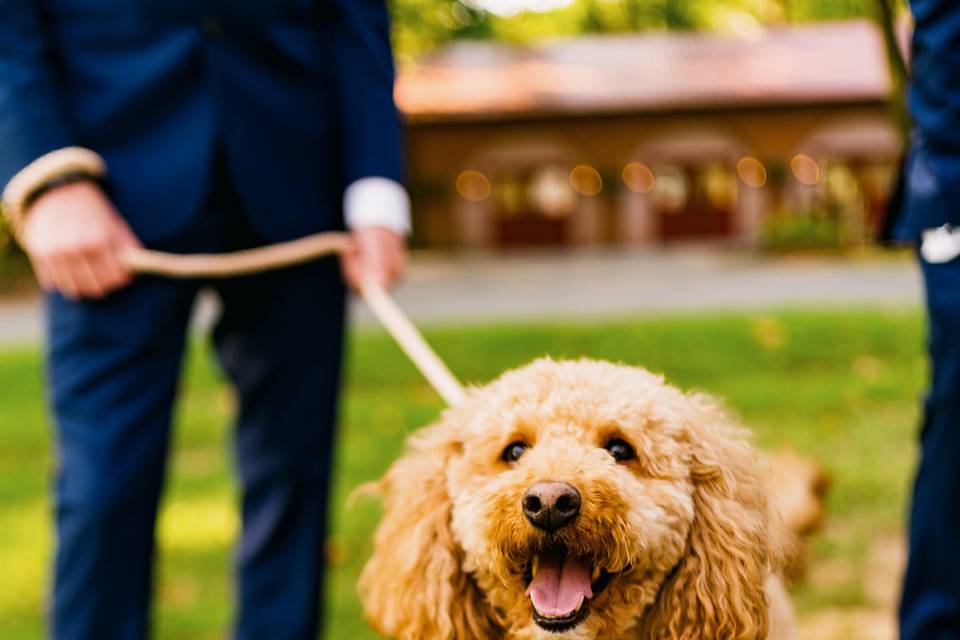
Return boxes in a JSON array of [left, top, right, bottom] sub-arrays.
[[390, 0, 492, 64], [0, 309, 924, 638], [761, 208, 852, 253], [782, 0, 880, 21], [0, 226, 32, 296], [389, 0, 902, 61]]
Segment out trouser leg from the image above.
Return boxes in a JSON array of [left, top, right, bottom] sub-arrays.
[[211, 235, 346, 638], [214, 260, 346, 640], [900, 257, 960, 639], [48, 277, 197, 640]]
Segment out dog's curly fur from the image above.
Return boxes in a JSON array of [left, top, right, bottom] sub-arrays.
[[359, 358, 795, 639]]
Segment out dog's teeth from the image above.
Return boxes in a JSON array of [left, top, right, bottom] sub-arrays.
[[531, 555, 539, 577], [591, 566, 601, 581]]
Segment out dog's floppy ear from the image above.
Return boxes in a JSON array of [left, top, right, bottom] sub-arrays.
[[358, 420, 499, 639], [640, 394, 774, 640]]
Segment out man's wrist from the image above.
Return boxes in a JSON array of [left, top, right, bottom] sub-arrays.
[[23, 172, 100, 211], [1, 147, 107, 242]]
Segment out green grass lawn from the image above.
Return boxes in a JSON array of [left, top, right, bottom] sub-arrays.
[[0, 308, 925, 638]]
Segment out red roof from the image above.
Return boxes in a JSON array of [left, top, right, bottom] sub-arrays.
[[396, 20, 893, 123]]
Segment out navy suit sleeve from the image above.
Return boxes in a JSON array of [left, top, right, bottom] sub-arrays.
[[0, 1, 75, 188], [326, 0, 405, 187]]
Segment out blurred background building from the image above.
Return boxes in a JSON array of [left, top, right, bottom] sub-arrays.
[[395, 15, 905, 250]]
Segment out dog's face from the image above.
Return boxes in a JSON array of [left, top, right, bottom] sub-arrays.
[[447, 361, 697, 638], [360, 359, 774, 640]]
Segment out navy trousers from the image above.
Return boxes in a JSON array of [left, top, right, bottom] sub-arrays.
[[900, 256, 960, 639], [46, 164, 346, 640]]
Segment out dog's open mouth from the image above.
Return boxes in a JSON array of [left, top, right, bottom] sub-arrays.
[[523, 545, 615, 633]]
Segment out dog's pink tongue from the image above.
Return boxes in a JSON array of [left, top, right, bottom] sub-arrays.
[[526, 555, 592, 617]]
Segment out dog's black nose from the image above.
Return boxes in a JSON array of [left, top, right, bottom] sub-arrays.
[[522, 482, 581, 531]]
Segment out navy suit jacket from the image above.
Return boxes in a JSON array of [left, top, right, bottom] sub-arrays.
[[893, 0, 960, 242], [0, 0, 404, 243]]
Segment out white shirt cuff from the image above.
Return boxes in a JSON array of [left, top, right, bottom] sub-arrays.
[[343, 176, 411, 236]]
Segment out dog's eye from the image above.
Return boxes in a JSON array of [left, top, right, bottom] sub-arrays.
[[501, 441, 529, 463], [604, 438, 636, 463]]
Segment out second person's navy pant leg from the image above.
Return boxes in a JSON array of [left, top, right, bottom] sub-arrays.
[[900, 256, 960, 639]]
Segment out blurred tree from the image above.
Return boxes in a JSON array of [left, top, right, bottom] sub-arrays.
[[873, 0, 910, 137], [389, 0, 909, 63], [389, 1, 492, 64]]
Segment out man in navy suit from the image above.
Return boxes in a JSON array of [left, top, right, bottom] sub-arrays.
[[0, 2, 408, 638], [892, 1, 960, 637]]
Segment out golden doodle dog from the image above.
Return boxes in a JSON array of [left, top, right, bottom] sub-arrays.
[[360, 358, 797, 639]]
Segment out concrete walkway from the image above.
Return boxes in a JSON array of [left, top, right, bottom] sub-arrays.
[[0, 247, 923, 346]]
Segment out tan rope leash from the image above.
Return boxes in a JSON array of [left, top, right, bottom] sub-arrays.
[[122, 232, 355, 278], [121, 231, 467, 408]]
